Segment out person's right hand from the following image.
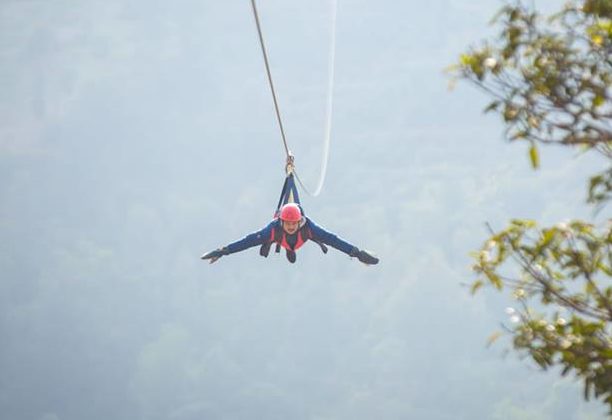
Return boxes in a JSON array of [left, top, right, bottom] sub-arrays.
[[355, 249, 379, 265]]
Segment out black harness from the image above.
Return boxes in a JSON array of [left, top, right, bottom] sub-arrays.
[[259, 172, 328, 261], [259, 222, 328, 258]]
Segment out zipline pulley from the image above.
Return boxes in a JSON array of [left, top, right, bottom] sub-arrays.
[[285, 153, 295, 174]]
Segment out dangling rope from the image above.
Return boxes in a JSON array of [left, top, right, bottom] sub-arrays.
[[295, 0, 337, 197], [250, 0, 338, 196]]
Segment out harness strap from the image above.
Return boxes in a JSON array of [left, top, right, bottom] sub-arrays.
[[274, 172, 302, 217], [274, 225, 282, 253], [260, 223, 327, 257], [275, 176, 291, 217]]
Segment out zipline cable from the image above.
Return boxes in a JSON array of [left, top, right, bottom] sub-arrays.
[[250, 0, 290, 158]]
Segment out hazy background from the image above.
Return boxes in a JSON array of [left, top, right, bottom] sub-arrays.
[[1, 1, 609, 419]]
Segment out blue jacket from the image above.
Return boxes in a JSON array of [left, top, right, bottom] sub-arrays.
[[225, 217, 356, 256]]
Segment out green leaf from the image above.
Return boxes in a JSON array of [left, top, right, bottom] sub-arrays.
[[484, 101, 501, 113], [585, 281, 597, 296], [593, 94, 605, 108], [541, 228, 556, 246], [596, 262, 612, 276], [485, 270, 503, 289], [529, 144, 540, 169], [471, 279, 484, 295], [460, 53, 474, 67]]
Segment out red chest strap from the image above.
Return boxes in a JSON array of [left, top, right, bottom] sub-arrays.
[[270, 224, 310, 251]]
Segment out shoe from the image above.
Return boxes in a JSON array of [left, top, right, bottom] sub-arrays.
[[286, 250, 296, 263]]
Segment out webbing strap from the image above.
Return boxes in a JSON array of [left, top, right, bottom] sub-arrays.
[[274, 173, 301, 215]]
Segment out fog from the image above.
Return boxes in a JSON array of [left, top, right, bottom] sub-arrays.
[[0, 1, 607, 419]]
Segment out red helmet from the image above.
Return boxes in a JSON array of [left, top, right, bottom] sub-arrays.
[[279, 203, 302, 222]]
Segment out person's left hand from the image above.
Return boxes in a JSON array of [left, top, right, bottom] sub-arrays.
[[201, 248, 228, 264]]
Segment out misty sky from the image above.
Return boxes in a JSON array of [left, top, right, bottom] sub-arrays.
[[0, 1, 609, 419]]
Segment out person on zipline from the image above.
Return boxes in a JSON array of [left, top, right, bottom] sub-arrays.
[[201, 202, 379, 265]]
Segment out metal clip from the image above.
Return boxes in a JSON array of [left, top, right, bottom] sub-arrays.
[[285, 153, 295, 174]]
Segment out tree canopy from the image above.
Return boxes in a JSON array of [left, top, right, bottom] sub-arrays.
[[453, 0, 612, 413]]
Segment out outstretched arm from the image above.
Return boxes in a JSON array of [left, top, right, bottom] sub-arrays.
[[201, 221, 275, 264], [307, 218, 379, 265], [307, 218, 355, 255]]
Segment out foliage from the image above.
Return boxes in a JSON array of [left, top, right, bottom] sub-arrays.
[[453, 0, 611, 166], [472, 220, 612, 408], [453, 0, 612, 413]]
